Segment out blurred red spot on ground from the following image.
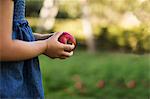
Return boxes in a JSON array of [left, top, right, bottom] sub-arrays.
[[96, 80, 105, 89]]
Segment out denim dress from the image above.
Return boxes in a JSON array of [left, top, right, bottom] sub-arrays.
[[0, 0, 44, 98]]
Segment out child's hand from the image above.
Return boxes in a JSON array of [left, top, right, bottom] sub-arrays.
[[44, 32, 75, 59]]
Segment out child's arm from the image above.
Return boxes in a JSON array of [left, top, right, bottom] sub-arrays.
[[33, 33, 53, 40], [0, 0, 47, 61], [0, 0, 74, 61]]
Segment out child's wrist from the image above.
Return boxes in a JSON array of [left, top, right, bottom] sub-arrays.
[[43, 39, 48, 54]]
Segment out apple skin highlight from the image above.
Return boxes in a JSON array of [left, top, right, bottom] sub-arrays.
[[58, 32, 76, 50]]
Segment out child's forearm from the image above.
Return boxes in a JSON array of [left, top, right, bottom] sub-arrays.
[[0, 1, 47, 61], [0, 40, 47, 61], [33, 33, 53, 40]]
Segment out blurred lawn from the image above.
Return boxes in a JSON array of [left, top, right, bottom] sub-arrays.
[[39, 50, 150, 99]]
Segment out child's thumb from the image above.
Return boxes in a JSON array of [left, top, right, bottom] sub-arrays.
[[54, 32, 63, 39]]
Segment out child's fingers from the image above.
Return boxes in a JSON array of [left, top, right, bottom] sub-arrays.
[[63, 44, 75, 52], [53, 32, 63, 39], [62, 51, 74, 57], [45, 33, 54, 38]]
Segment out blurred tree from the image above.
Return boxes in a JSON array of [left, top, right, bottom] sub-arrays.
[[80, 0, 96, 53], [37, 0, 59, 32]]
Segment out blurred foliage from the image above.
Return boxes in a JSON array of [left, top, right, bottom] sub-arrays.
[[56, 0, 82, 19], [28, 18, 150, 53], [40, 50, 150, 99], [26, 0, 43, 17], [26, 0, 150, 53], [26, 0, 150, 22]]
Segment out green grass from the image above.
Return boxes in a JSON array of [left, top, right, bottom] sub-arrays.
[[39, 50, 150, 99]]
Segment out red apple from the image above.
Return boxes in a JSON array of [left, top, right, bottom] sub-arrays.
[[58, 32, 76, 50]]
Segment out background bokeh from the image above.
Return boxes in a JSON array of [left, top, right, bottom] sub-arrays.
[[26, 0, 150, 98]]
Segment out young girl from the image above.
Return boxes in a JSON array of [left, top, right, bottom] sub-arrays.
[[0, 0, 75, 98]]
